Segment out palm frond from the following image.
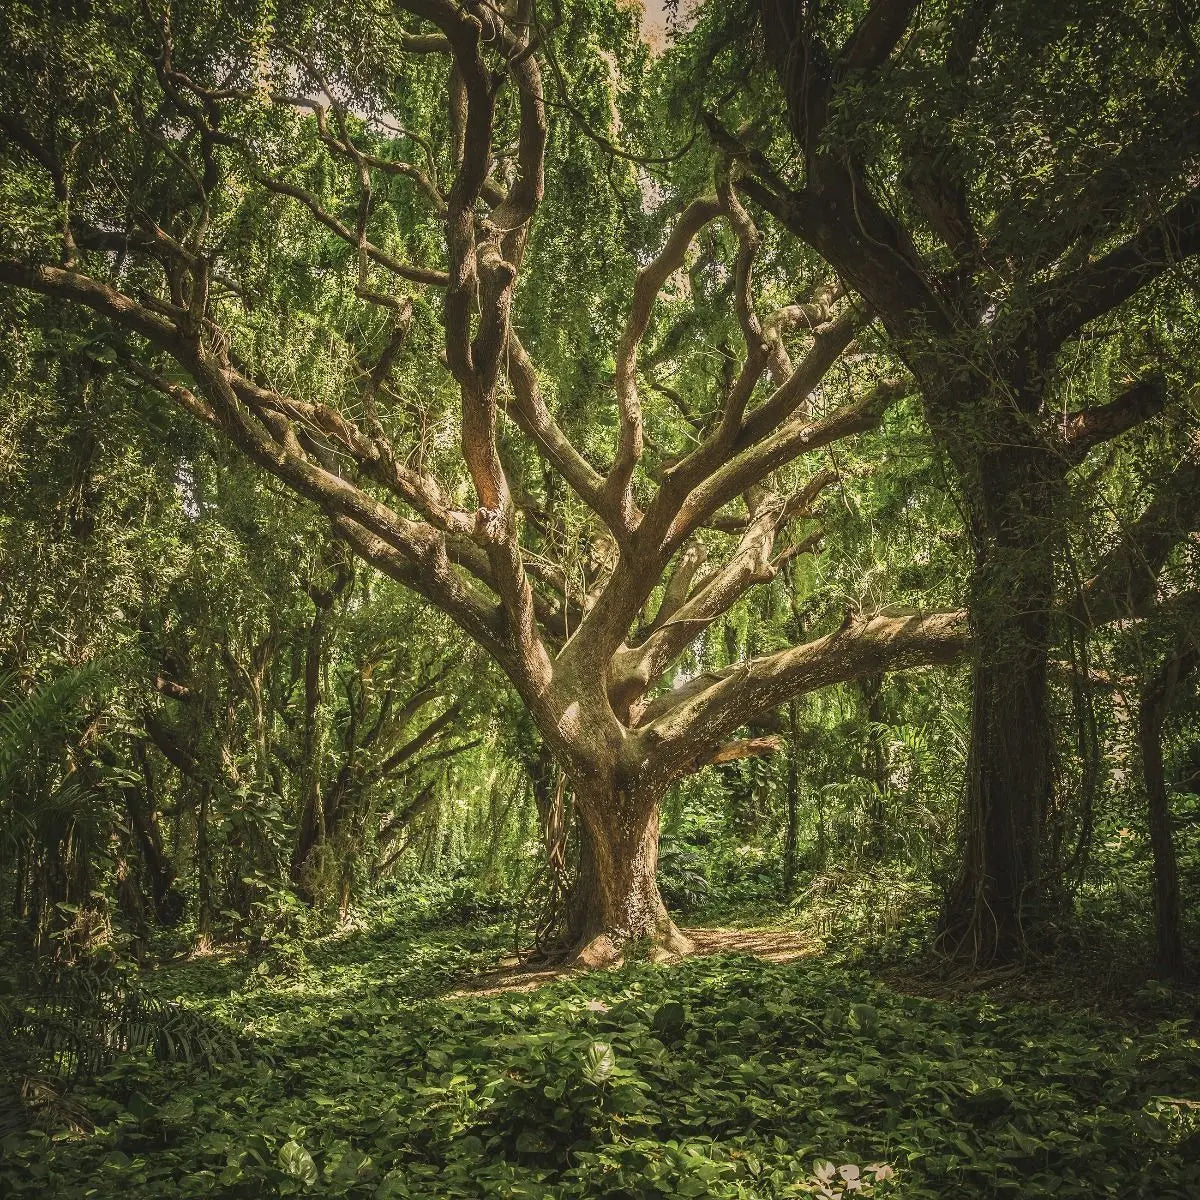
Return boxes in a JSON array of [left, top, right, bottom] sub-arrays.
[[0, 661, 106, 788], [0, 966, 240, 1131]]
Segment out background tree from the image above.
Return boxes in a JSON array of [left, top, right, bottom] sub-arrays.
[[686, 0, 1200, 959]]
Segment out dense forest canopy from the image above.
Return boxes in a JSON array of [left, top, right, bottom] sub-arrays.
[[1, 2, 1199, 1194]]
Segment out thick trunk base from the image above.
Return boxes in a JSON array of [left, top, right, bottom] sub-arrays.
[[571, 922, 694, 969], [940, 650, 1053, 965], [941, 517, 1056, 967], [566, 793, 693, 967], [1139, 649, 1196, 978]]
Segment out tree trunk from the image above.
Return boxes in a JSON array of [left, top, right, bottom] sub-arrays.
[[196, 782, 213, 949], [567, 783, 692, 965], [114, 851, 149, 959], [291, 559, 351, 895], [782, 697, 802, 896], [291, 605, 330, 892], [127, 747, 184, 925], [1138, 646, 1197, 977], [943, 451, 1059, 963]]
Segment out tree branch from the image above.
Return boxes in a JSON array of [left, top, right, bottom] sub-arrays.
[[1069, 449, 1200, 626], [835, 0, 920, 78], [606, 195, 723, 522], [639, 607, 968, 776], [1055, 376, 1167, 467], [1040, 186, 1200, 350]]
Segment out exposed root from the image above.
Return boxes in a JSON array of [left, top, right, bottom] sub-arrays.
[[571, 934, 621, 968], [661, 923, 696, 957], [451, 925, 817, 997]]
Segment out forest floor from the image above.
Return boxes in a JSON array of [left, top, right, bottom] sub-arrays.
[[4, 910, 1200, 1199], [456, 925, 818, 996]]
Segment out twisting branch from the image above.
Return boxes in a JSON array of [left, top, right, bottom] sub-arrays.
[[610, 482, 832, 717], [1054, 377, 1166, 467], [502, 331, 611, 520], [639, 608, 968, 769], [713, 167, 773, 432], [664, 380, 904, 554], [606, 195, 723, 524], [396, 0, 553, 694], [1039, 186, 1200, 351], [249, 170, 449, 288], [835, 0, 921, 78]]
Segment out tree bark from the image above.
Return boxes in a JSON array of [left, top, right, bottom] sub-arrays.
[[942, 449, 1059, 963], [567, 782, 693, 964], [122, 783, 184, 927], [290, 563, 350, 893], [110, 743, 184, 926], [291, 608, 328, 890], [1138, 646, 1197, 977]]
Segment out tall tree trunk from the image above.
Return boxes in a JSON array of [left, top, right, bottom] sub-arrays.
[[196, 782, 213, 949], [1138, 646, 1197, 977], [126, 746, 184, 925], [291, 561, 351, 894], [782, 697, 802, 896], [943, 450, 1059, 963], [527, 749, 572, 953], [291, 606, 330, 891], [114, 851, 149, 959], [567, 782, 692, 965]]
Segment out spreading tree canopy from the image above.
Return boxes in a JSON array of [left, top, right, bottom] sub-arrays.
[[2, 0, 1197, 962]]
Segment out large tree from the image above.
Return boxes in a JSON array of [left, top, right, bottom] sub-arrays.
[[0, 0, 979, 959], [713, 0, 1200, 958]]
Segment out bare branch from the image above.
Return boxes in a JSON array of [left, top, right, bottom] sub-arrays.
[[364, 700, 463, 787], [611, 487, 825, 714], [647, 542, 708, 633], [502, 331, 610, 519], [639, 607, 968, 775], [607, 195, 723, 520], [1055, 376, 1166, 467], [252, 169, 449, 287], [664, 381, 902, 553], [835, 0, 920, 78], [692, 735, 784, 767]]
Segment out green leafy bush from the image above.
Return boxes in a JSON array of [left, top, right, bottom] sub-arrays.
[[3, 927, 1197, 1199]]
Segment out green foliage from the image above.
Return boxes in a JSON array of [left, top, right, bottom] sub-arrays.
[[657, 846, 711, 912], [0, 964, 239, 1136], [1, 916, 1197, 1198], [0, 663, 108, 850], [1, 967, 238, 1083]]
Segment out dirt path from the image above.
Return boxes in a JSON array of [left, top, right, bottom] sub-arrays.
[[450, 925, 817, 997], [686, 925, 815, 962]]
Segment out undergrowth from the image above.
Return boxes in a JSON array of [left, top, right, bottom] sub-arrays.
[[1, 904, 1198, 1199]]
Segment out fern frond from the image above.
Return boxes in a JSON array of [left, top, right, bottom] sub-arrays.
[[0, 661, 107, 792], [1, 965, 240, 1132]]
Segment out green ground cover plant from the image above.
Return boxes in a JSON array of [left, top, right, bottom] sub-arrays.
[[3, 1, 1200, 1197], [3, 914, 1197, 1199]]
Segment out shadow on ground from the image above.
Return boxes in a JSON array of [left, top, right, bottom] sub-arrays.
[[451, 924, 816, 996]]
